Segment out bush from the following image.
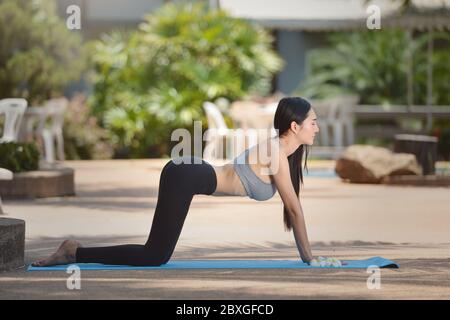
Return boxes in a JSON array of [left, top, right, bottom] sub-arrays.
[[0, 0, 87, 104], [89, 2, 283, 158], [0, 142, 40, 172], [297, 30, 450, 105], [63, 94, 114, 160]]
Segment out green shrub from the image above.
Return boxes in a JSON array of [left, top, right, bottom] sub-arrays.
[[0, 0, 87, 104], [297, 30, 450, 105], [0, 142, 40, 172], [89, 2, 283, 158], [63, 94, 114, 160]]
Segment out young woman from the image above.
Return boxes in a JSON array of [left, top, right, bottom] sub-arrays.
[[32, 96, 327, 267]]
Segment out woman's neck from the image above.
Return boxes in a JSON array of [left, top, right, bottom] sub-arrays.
[[278, 135, 301, 157]]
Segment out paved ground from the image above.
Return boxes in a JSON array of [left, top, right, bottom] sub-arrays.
[[1, 159, 450, 299]]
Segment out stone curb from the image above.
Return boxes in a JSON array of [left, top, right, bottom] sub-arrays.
[[0, 167, 75, 199], [0, 218, 25, 272]]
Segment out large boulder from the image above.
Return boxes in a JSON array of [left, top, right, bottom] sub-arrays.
[[335, 145, 422, 183]]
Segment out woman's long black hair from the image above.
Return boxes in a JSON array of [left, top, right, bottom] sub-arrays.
[[273, 97, 311, 231]]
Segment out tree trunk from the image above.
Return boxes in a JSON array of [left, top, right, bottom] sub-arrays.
[[394, 134, 438, 175]]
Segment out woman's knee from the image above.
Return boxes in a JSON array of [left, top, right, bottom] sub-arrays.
[[162, 159, 189, 180], [145, 255, 170, 266]]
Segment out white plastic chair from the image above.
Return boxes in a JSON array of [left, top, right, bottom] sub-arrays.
[[0, 168, 13, 215], [253, 102, 278, 138], [41, 98, 68, 163], [310, 99, 334, 146], [0, 98, 28, 142], [203, 101, 253, 160], [18, 97, 68, 164], [311, 95, 358, 147], [329, 95, 359, 147]]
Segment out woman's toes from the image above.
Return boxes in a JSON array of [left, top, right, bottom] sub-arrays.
[[30, 240, 80, 268], [32, 260, 42, 267]]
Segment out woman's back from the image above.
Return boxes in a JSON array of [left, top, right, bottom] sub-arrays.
[[211, 137, 278, 199]]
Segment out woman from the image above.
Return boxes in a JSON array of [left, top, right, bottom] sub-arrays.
[[32, 96, 331, 267]]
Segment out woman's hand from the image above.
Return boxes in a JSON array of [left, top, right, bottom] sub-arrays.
[[307, 256, 346, 267]]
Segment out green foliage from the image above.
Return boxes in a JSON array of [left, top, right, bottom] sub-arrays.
[[297, 30, 450, 105], [0, 141, 40, 172], [63, 94, 114, 160], [412, 33, 450, 106], [89, 2, 283, 157], [0, 0, 87, 104]]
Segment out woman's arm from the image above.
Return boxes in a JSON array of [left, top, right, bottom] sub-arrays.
[[270, 149, 313, 263], [289, 206, 314, 263]]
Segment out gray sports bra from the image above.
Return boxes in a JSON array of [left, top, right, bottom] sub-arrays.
[[233, 149, 277, 201]]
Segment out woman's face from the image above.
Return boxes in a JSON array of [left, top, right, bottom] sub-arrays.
[[296, 109, 320, 145]]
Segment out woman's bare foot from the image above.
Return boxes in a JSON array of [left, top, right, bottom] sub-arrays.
[[32, 239, 83, 267]]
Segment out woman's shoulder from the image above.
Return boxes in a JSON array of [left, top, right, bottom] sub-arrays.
[[246, 137, 287, 160], [242, 138, 288, 174]]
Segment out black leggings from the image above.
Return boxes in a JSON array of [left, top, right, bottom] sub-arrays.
[[75, 156, 217, 266]]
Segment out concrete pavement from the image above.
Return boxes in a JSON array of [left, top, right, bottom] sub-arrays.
[[1, 159, 449, 299]]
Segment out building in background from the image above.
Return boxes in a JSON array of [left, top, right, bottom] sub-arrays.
[[56, 0, 450, 94], [56, 0, 166, 39], [219, 0, 450, 94]]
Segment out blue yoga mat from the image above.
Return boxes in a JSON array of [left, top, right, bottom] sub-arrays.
[[27, 256, 399, 270]]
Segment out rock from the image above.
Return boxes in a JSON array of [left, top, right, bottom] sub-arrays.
[[335, 145, 422, 183], [0, 218, 25, 271]]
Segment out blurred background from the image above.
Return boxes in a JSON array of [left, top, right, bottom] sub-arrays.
[[0, 0, 449, 165], [1, 1, 450, 291]]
